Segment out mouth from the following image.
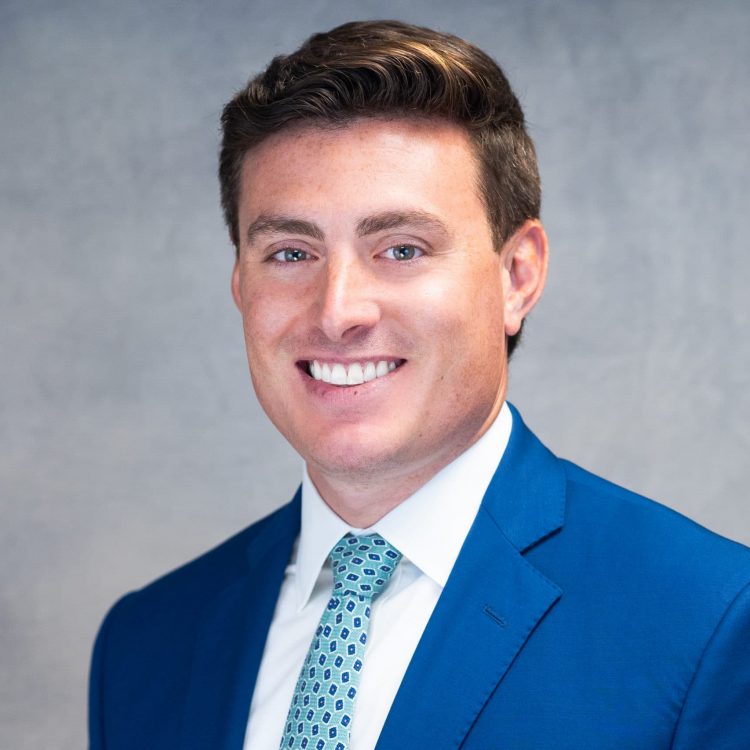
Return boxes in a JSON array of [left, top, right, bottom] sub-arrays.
[[297, 358, 406, 387]]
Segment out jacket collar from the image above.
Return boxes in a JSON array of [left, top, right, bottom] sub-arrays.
[[484, 402, 566, 553]]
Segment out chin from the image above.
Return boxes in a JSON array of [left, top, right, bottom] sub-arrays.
[[304, 436, 407, 481]]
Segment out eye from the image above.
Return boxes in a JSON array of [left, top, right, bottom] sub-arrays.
[[270, 247, 311, 263], [382, 244, 423, 261]]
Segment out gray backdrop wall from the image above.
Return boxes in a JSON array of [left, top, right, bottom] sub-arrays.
[[2, 0, 748, 747]]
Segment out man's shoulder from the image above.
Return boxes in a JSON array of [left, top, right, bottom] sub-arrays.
[[106, 493, 300, 629], [553, 458, 750, 603], [89, 495, 301, 744], [504, 406, 750, 590]]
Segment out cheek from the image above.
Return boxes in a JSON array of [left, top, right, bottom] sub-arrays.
[[449, 289, 506, 392], [414, 263, 505, 344], [240, 280, 298, 356]]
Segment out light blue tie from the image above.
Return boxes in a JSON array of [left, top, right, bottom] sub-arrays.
[[280, 533, 403, 750]]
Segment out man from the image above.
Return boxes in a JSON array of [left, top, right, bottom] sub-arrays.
[[89, 20, 750, 749]]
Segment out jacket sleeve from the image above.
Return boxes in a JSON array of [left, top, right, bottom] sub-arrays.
[[670, 580, 750, 749]]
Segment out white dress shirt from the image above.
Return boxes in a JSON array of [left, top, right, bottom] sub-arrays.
[[243, 403, 512, 750]]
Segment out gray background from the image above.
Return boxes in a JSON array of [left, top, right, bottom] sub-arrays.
[[2, 0, 748, 747]]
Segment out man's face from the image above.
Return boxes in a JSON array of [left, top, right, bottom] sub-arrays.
[[232, 118, 528, 488]]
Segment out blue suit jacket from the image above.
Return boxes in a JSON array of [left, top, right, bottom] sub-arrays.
[[89, 405, 750, 748]]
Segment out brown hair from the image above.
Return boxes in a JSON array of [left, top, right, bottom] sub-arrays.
[[219, 20, 541, 356]]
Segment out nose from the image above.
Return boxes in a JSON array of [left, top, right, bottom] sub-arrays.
[[316, 252, 381, 342]]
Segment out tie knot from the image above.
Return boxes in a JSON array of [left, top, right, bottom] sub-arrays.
[[329, 533, 402, 600]]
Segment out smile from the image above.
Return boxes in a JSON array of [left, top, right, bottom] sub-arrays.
[[304, 359, 405, 386]]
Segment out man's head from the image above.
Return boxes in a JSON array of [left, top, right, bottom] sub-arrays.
[[223, 21, 548, 523], [219, 19, 542, 359]]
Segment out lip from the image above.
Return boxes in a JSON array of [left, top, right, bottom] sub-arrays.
[[295, 356, 406, 367]]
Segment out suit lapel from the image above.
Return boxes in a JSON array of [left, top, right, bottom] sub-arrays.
[[180, 491, 301, 750], [376, 405, 566, 749]]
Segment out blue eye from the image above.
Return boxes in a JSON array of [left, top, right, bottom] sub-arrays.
[[272, 248, 309, 262], [385, 244, 422, 261]]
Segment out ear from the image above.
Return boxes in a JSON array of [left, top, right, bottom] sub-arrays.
[[231, 259, 242, 311], [501, 219, 549, 336]]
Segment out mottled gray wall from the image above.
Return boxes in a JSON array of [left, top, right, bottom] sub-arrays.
[[1, 0, 748, 747]]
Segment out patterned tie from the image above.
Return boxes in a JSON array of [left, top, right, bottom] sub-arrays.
[[279, 533, 403, 750]]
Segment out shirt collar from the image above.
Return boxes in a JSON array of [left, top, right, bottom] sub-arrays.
[[294, 402, 513, 611]]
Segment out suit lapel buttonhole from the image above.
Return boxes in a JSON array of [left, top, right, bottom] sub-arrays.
[[483, 605, 508, 629]]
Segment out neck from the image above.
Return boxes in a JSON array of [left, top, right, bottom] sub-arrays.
[[308, 462, 442, 528]]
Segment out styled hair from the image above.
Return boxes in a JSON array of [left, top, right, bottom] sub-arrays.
[[219, 20, 541, 357]]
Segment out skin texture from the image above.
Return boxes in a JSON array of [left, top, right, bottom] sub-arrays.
[[231, 118, 548, 527]]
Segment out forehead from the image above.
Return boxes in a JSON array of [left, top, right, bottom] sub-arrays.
[[237, 117, 488, 234], [244, 115, 478, 169]]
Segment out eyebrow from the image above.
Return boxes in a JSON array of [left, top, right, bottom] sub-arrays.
[[245, 209, 450, 245], [356, 210, 450, 239], [246, 215, 324, 244]]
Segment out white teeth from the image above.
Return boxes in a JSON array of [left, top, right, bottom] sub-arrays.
[[330, 363, 347, 385], [346, 363, 364, 385], [309, 359, 401, 386]]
